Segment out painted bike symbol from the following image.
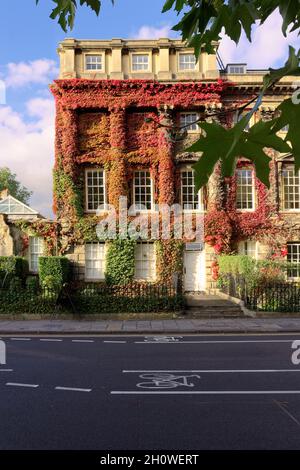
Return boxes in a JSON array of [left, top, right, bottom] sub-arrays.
[[144, 336, 183, 343], [137, 373, 201, 389]]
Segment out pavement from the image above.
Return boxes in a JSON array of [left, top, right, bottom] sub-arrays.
[[1, 317, 300, 334], [1, 333, 300, 450]]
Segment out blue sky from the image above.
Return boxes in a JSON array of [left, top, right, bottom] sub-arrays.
[[0, 1, 300, 217]]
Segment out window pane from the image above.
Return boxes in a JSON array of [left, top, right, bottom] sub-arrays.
[[133, 171, 152, 210], [86, 169, 105, 211], [29, 237, 44, 273], [179, 54, 196, 70], [181, 170, 202, 211], [132, 55, 149, 71], [85, 55, 103, 71], [287, 243, 300, 278], [134, 243, 156, 281], [85, 243, 105, 280], [282, 165, 300, 210], [180, 113, 198, 131], [236, 169, 254, 210]]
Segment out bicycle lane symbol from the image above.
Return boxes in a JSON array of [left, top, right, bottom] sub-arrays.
[[143, 336, 183, 343], [137, 373, 201, 389]]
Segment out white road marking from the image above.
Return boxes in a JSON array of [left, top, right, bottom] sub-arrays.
[[135, 340, 296, 344], [0, 369, 13, 372], [123, 369, 300, 374], [111, 390, 300, 395], [10, 338, 31, 341], [39, 339, 63, 342], [6, 382, 39, 388], [104, 340, 127, 343], [55, 386, 92, 392], [71, 340, 94, 343]]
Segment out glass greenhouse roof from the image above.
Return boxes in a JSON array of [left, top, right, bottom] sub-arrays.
[[0, 195, 38, 215]]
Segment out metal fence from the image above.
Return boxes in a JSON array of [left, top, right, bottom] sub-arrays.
[[0, 281, 184, 314], [245, 283, 300, 312], [218, 274, 300, 312], [70, 282, 184, 313], [0, 286, 59, 314]]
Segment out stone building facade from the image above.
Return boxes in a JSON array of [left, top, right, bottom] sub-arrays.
[[12, 38, 300, 291]]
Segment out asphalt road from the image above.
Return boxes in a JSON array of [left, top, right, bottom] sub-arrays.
[[1, 333, 300, 450]]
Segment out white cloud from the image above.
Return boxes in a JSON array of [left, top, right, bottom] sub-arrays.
[[219, 9, 300, 69], [5, 59, 58, 89], [133, 24, 177, 40], [0, 98, 55, 217]]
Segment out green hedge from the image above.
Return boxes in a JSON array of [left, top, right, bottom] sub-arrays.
[[0, 287, 57, 314], [105, 239, 136, 285], [73, 292, 184, 313], [218, 254, 291, 289], [38, 256, 70, 289], [0, 256, 28, 287]]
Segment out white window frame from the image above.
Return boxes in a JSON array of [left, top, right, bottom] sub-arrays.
[[85, 168, 106, 213], [179, 112, 200, 133], [236, 168, 256, 212], [287, 243, 300, 279], [227, 64, 246, 74], [238, 240, 259, 259], [134, 242, 156, 282], [84, 53, 104, 72], [29, 236, 44, 273], [85, 242, 106, 281], [180, 167, 204, 212], [281, 165, 300, 212], [178, 53, 196, 71], [131, 53, 151, 72], [132, 170, 154, 212]]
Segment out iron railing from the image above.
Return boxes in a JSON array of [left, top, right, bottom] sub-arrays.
[[0, 281, 184, 314], [218, 274, 300, 312]]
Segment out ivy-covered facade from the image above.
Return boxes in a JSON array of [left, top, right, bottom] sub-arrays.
[[4, 38, 300, 291]]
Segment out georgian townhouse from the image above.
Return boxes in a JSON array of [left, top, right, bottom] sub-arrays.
[[4, 38, 300, 291]]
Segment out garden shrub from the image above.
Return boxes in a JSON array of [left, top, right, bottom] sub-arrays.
[[26, 276, 39, 293], [73, 287, 184, 314], [0, 256, 28, 287], [218, 255, 290, 287], [9, 276, 23, 292], [38, 256, 70, 290]]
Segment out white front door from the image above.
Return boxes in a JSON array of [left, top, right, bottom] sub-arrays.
[[184, 250, 206, 292]]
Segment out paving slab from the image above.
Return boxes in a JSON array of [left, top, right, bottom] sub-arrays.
[[1, 318, 300, 334]]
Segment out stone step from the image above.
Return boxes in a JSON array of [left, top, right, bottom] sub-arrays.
[[184, 312, 244, 318], [187, 304, 241, 311]]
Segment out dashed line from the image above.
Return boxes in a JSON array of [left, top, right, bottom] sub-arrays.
[[6, 382, 39, 388], [71, 340, 94, 343], [10, 338, 31, 341], [39, 339, 63, 342], [55, 386, 92, 392], [104, 340, 127, 344], [0, 369, 13, 372]]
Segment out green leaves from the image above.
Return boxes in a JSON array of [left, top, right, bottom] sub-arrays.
[[263, 46, 300, 90], [36, 0, 114, 32], [272, 98, 300, 169], [188, 119, 291, 191]]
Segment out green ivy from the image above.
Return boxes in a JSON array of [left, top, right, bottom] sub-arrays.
[[105, 239, 136, 285], [74, 216, 99, 243], [53, 165, 84, 218]]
